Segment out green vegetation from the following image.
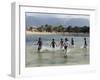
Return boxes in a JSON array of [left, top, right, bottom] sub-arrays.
[[27, 24, 89, 33]]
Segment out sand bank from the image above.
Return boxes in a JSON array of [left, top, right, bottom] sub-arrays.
[[26, 31, 89, 36]]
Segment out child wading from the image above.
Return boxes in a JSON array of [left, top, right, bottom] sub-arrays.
[[60, 38, 64, 49], [84, 38, 87, 48], [71, 38, 74, 47], [37, 37, 42, 52], [64, 38, 69, 58], [50, 39, 57, 50]]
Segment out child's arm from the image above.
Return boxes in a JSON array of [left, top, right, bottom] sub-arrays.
[[68, 41, 70, 47], [33, 41, 38, 45], [58, 42, 61, 47], [55, 42, 57, 47], [63, 43, 65, 46]]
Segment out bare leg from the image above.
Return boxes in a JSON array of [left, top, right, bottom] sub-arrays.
[[37, 48, 40, 53], [37, 46, 41, 53], [84, 45, 87, 48], [64, 48, 67, 58]]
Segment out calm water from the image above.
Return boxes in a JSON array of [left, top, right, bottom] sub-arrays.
[[25, 34, 89, 67]]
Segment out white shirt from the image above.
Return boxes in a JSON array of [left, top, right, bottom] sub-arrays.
[[64, 41, 70, 46]]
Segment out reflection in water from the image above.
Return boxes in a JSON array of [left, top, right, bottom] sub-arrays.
[[37, 53, 43, 66], [82, 48, 88, 56]]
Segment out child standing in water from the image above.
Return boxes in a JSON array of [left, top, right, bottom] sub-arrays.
[[64, 38, 69, 58], [37, 37, 42, 52], [60, 38, 64, 49], [50, 39, 57, 50], [84, 38, 87, 48], [71, 38, 74, 47]]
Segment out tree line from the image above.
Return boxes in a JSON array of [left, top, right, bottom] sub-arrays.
[[27, 24, 89, 33]]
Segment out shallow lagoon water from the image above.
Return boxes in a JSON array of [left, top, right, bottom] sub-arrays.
[[25, 34, 89, 67]]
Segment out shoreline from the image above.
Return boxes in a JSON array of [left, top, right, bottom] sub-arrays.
[[26, 31, 89, 37]]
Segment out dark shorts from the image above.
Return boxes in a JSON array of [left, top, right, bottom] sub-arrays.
[[72, 43, 74, 45], [52, 46, 55, 48], [64, 46, 67, 49], [52, 45, 55, 48]]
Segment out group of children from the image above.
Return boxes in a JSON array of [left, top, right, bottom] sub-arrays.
[[35, 37, 87, 58]]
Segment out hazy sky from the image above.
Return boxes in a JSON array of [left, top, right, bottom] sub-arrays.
[[25, 12, 90, 27]]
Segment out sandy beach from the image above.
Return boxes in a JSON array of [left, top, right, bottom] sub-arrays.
[[26, 31, 58, 35], [26, 31, 89, 36]]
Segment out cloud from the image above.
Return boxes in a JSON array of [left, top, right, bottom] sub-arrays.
[[54, 14, 89, 19], [26, 12, 90, 20]]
